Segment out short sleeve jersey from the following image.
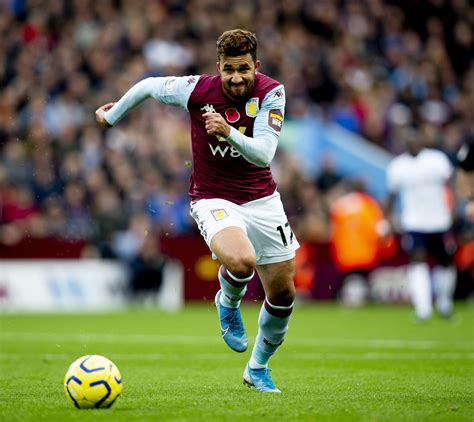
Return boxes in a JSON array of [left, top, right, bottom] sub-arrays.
[[386, 148, 453, 232], [186, 73, 282, 204]]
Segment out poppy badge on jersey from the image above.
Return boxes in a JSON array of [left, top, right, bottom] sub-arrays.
[[245, 97, 259, 118], [225, 108, 240, 123], [211, 209, 229, 221]]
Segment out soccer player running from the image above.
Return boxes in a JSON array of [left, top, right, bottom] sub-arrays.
[[384, 128, 457, 321], [96, 29, 299, 393]]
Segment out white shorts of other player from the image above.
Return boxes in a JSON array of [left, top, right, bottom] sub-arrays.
[[190, 191, 300, 266]]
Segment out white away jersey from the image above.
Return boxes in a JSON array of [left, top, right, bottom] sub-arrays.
[[387, 148, 453, 232]]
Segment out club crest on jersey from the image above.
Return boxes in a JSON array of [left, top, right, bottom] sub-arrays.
[[225, 108, 240, 123], [268, 109, 283, 132], [245, 97, 259, 118], [211, 209, 229, 221]]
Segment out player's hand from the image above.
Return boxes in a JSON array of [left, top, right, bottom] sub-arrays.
[[203, 112, 230, 138], [95, 103, 115, 128]]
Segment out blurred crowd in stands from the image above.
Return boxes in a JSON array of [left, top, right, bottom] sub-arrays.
[[0, 0, 473, 282]]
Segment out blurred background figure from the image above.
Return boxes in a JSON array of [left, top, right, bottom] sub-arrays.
[[316, 155, 343, 194], [128, 232, 166, 306], [330, 180, 387, 306], [385, 128, 457, 320], [112, 213, 166, 305], [455, 133, 474, 223], [454, 132, 474, 299]]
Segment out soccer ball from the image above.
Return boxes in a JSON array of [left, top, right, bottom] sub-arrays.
[[64, 355, 123, 409]]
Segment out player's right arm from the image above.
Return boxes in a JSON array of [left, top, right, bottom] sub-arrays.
[[95, 76, 200, 127], [95, 103, 115, 128]]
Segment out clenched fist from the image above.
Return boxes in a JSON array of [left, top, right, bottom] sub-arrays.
[[95, 103, 115, 128], [203, 111, 231, 138]]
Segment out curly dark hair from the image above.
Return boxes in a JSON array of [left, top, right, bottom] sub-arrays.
[[216, 29, 258, 62]]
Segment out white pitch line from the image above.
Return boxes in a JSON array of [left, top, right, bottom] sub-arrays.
[[1, 331, 473, 349], [0, 352, 472, 361]]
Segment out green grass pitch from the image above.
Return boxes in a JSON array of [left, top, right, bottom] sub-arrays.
[[0, 302, 473, 421]]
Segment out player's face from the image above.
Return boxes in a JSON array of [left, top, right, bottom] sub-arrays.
[[217, 54, 261, 102]]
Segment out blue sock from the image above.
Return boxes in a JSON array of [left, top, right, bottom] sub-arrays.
[[249, 298, 293, 368], [218, 265, 253, 308]]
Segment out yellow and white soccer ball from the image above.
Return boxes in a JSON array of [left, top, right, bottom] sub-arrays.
[[64, 355, 123, 409]]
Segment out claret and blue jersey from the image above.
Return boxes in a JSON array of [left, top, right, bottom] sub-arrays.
[[104, 72, 286, 205], [187, 73, 284, 204]]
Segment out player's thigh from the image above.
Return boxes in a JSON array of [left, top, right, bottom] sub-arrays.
[[189, 198, 256, 274], [245, 192, 299, 265], [211, 226, 256, 276], [257, 258, 296, 306]]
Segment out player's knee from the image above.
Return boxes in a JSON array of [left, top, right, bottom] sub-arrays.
[[267, 283, 296, 307], [224, 253, 256, 279]]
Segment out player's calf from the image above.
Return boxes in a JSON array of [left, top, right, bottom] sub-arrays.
[[247, 298, 293, 374]]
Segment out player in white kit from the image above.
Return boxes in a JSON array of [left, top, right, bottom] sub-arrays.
[[385, 129, 456, 320]]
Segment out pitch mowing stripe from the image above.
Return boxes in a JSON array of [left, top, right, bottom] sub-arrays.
[[0, 352, 473, 361], [1, 331, 473, 349], [0, 332, 218, 344]]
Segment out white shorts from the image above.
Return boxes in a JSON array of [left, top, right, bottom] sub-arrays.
[[189, 191, 300, 265]]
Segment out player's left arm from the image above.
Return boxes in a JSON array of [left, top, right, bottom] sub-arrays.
[[204, 85, 285, 167]]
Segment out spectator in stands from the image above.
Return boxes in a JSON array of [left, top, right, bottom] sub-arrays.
[[315, 155, 342, 194], [0, 0, 472, 297], [128, 232, 166, 305]]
